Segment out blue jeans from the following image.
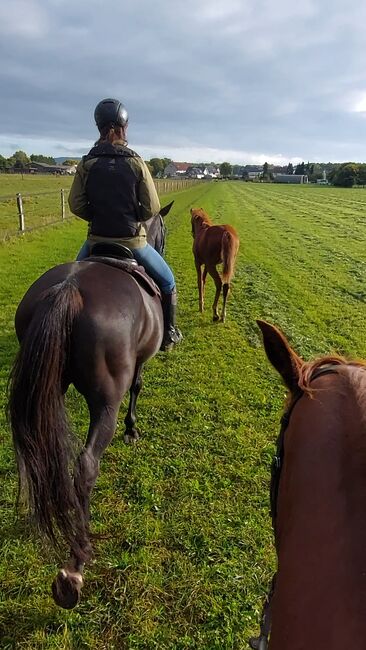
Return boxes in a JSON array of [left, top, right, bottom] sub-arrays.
[[76, 241, 175, 293]]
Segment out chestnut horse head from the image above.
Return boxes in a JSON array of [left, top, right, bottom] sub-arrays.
[[252, 320, 366, 649], [190, 207, 239, 322]]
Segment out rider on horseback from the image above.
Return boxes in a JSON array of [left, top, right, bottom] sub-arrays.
[[68, 98, 182, 351]]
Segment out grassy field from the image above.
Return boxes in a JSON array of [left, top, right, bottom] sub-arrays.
[[1, 181, 366, 648]]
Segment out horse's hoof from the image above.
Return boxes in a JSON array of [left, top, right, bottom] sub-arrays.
[[213, 314, 220, 322], [249, 636, 268, 650], [124, 430, 140, 444], [52, 569, 83, 609]]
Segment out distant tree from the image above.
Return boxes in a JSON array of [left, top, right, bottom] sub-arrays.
[[357, 163, 366, 186], [0, 155, 8, 171], [307, 162, 322, 182], [220, 162, 232, 177], [30, 154, 56, 164], [62, 159, 79, 166], [326, 164, 340, 184], [332, 163, 358, 188], [295, 162, 305, 175], [305, 161, 314, 176], [11, 150, 30, 165], [149, 158, 165, 177], [286, 163, 294, 175]]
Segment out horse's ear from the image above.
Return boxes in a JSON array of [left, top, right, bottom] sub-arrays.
[[160, 201, 174, 217], [257, 320, 303, 392]]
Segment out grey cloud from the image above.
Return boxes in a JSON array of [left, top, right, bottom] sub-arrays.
[[0, 0, 366, 162]]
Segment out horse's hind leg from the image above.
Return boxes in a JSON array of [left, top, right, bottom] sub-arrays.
[[221, 282, 230, 322], [52, 394, 120, 609], [202, 266, 208, 312], [124, 363, 143, 444], [208, 266, 222, 322], [195, 262, 204, 312]]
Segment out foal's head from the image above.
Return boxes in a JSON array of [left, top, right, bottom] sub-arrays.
[[190, 207, 212, 237]]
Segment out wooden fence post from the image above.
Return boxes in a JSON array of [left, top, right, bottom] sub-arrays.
[[61, 188, 65, 220], [16, 193, 25, 232]]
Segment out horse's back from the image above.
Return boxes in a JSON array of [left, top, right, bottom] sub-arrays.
[[195, 224, 238, 265], [16, 261, 163, 358]]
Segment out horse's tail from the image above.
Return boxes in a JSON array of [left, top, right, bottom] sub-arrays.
[[221, 229, 238, 284], [8, 279, 87, 558]]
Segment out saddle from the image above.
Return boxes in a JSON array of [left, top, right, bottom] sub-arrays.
[[86, 242, 160, 298]]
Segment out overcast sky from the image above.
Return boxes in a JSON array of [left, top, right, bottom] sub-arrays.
[[1, 0, 365, 164]]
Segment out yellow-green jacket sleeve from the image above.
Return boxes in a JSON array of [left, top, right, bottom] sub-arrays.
[[68, 160, 90, 221], [136, 158, 161, 222]]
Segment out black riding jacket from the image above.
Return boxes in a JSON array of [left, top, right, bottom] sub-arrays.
[[68, 141, 160, 242]]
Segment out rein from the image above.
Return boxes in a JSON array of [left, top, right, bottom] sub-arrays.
[[250, 364, 338, 650]]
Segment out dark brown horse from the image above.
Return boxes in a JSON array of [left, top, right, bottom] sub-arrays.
[[8, 207, 173, 610], [190, 207, 239, 322], [251, 320, 366, 649]]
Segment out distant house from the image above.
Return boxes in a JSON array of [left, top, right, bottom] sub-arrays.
[[186, 164, 220, 179], [186, 166, 205, 179], [26, 162, 76, 175], [247, 170, 262, 180], [273, 174, 308, 184], [164, 162, 191, 177], [204, 165, 220, 178]]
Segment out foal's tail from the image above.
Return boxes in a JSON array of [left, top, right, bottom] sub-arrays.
[[8, 280, 87, 558], [221, 229, 239, 284]]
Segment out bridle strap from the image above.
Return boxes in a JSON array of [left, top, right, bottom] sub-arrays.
[[270, 364, 337, 530]]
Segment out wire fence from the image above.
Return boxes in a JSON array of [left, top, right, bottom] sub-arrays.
[[0, 178, 201, 241]]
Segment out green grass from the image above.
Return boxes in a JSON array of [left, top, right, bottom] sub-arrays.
[[0, 175, 75, 239], [1, 181, 366, 648]]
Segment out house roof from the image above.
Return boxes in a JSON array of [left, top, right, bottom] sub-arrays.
[[170, 162, 191, 171]]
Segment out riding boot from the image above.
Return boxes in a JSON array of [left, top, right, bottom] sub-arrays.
[[160, 289, 183, 351]]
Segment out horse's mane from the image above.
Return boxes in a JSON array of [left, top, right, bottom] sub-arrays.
[[191, 208, 213, 226], [298, 355, 366, 395]]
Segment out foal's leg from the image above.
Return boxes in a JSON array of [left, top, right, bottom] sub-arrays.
[[208, 266, 222, 322], [124, 363, 143, 444], [221, 282, 230, 323], [52, 391, 121, 609], [195, 261, 204, 312], [202, 266, 208, 312]]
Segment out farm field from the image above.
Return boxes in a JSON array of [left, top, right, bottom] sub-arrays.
[[0, 181, 366, 648]]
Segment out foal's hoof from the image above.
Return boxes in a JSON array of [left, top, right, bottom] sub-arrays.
[[52, 569, 83, 609], [124, 430, 140, 444]]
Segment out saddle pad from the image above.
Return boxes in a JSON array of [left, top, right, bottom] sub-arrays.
[[86, 256, 161, 298]]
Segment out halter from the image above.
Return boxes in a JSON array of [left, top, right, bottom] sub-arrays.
[[249, 364, 338, 650]]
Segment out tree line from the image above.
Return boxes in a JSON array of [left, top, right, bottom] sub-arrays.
[[2, 151, 366, 188], [0, 150, 79, 171]]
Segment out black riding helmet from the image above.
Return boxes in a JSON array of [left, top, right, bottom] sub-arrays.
[[94, 98, 128, 131]]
